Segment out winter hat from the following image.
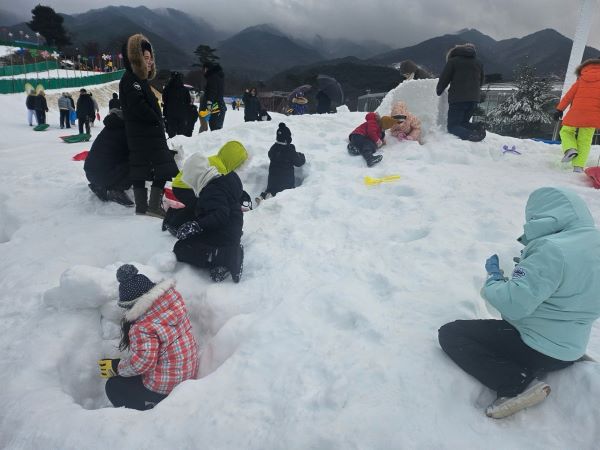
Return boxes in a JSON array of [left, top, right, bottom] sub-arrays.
[[276, 122, 292, 144], [182, 152, 221, 195], [380, 115, 399, 130], [112, 92, 118, 99], [116, 264, 155, 308]]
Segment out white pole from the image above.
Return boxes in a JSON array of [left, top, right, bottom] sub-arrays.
[[562, 0, 598, 96]]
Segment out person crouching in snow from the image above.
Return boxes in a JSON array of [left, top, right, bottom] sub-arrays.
[[99, 264, 199, 410], [172, 153, 245, 283], [347, 112, 397, 167], [438, 187, 600, 419], [389, 101, 422, 143], [554, 59, 600, 173], [257, 123, 305, 204]]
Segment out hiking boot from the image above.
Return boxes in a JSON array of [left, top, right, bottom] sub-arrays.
[[107, 190, 134, 207], [210, 266, 230, 282], [561, 148, 578, 162], [146, 186, 166, 218], [485, 381, 551, 419], [133, 187, 148, 215], [88, 183, 108, 201], [229, 244, 244, 283], [366, 154, 383, 167], [573, 166, 584, 173], [347, 142, 361, 156]]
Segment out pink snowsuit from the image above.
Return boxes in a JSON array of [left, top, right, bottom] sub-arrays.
[[390, 101, 421, 143]]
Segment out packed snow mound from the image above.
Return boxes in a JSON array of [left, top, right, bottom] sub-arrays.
[[376, 78, 447, 141], [0, 87, 600, 449]]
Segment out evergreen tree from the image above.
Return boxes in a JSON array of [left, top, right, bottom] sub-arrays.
[[487, 64, 556, 138], [193, 45, 219, 67], [27, 5, 71, 48]]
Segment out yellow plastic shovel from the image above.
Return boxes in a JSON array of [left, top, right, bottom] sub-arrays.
[[364, 175, 401, 185]]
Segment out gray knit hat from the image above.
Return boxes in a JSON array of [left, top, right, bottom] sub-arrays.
[[116, 264, 155, 308]]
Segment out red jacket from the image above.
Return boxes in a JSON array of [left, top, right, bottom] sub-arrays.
[[118, 281, 199, 394], [351, 112, 383, 143], [558, 59, 600, 128]]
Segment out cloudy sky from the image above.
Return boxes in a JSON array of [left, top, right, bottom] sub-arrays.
[[3, 0, 600, 48]]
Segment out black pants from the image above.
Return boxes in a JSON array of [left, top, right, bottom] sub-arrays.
[[438, 319, 573, 397], [447, 101, 478, 140], [85, 163, 131, 191], [349, 133, 377, 163], [35, 110, 46, 125], [132, 180, 167, 189], [209, 109, 226, 131], [59, 110, 71, 128], [105, 375, 167, 410], [78, 117, 91, 135]]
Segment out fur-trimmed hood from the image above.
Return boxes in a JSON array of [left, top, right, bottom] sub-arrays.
[[575, 58, 600, 77], [446, 43, 477, 61], [123, 33, 156, 80], [124, 279, 175, 322]]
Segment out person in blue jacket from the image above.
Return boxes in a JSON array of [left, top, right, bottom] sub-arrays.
[[439, 187, 600, 419]]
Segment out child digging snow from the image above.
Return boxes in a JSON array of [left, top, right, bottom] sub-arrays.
[[99, 264, 199, 410], [554, 58, 600, 172], [256, 123, 305, 204], [438, 187, 600, 419], [347, 112, 397, 167]]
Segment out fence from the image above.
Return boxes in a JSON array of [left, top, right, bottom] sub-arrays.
[[357, 93, 386, 112], [0, 39, 57, 52], [0, 70, 125, 94], [0, 60, 59, 76]]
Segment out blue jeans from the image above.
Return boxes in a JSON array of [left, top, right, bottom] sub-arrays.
[[447, 101, 477, 140]]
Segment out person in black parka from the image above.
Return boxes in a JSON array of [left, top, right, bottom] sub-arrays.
[[258, 123, 306, 202], [242, 88, 261, 122], [162, 72, 192, 138], [201, 62, 227, 131], [316, 90, 332, 114], [119, 33, 179, 218], [84, 108, 133, 207], [173, 153, 244, 283], [77, 88, 95, 135], [35, 91, 48, 125], [436, 43, 485, 142], [108, 93, 121, 110]]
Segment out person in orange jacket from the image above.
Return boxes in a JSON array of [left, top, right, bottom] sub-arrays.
[[555, 58, 600, 172]]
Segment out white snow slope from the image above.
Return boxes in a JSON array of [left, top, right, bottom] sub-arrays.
[[1, 79, 599, 449]]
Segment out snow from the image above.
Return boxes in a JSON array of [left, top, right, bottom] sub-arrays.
[[0, 69, 107, 80], [0, 45, 17, 57], [1, 78, 600, 449]]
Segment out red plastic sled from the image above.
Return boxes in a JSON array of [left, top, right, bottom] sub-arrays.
[[72, 150, 89, 161], [584, 167, 600, 189]]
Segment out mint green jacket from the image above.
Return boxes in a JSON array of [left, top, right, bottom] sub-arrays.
[[482, 187, 600, 361]]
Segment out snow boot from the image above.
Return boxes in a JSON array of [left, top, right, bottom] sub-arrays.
[[146, 187, 166, 219], [573, 166, 584, 173], [561, 148, 578, 162], [107, 190, 134, 207], [365, 153, 383, 167], [88, 183, 108, 201], [210, 266, 230, 282], [133, 187, 148, 215], [347, 142, 361, 156], [485, 381, 551, 419], [229, 244, 244, 283]]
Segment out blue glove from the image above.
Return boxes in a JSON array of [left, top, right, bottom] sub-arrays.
[[176, 221, 202, 240], [485, 254, 504, 281]]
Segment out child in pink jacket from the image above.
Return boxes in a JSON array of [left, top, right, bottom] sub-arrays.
[[390, 101, 422, 143]]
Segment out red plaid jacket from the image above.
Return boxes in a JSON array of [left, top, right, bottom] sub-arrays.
[[118, 280, 199, 394]]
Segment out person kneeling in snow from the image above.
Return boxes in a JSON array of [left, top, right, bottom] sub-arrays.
[[347, 113, 397, 167], [172, 153, 245, 283], [99, 264, 199, 410], [257, 123, 305, 204], [84, 108, 133, 206], [438, 187, 600, 419], [389, 101, 422, 143]]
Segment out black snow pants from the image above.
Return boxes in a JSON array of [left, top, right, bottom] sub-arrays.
[[438, 319, 574, 397], [349, 133, 377, 164], [105, 375, 167, 410]]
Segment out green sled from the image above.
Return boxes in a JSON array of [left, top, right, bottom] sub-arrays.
[[33, 124, 49, 131], [60, 133, 91, 143]]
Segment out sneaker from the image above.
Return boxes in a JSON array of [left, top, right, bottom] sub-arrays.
[[485, 381, 551, 419], [107, 190, 134, 207], [210, 266, 230, 282], [573, 166, 584, 173], [366, 154, 383, 167], [561, 148, 578, 162], [88, 183, 108, 201], [347, 142, 361, 156]]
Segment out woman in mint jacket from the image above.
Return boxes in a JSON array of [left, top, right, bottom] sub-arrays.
[[439, 187, 600, 419]]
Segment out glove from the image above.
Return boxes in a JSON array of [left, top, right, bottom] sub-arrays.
[[553, 110, 563, 121], [485, 254, 504, 281], [176, 221, 202, 240], [98, 358, 120, 378]]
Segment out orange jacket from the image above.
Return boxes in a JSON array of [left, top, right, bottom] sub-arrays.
[[558, 59, 600, 128]]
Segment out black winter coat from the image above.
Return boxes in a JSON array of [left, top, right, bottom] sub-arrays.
[[77, 94, 95, 119], [267, 142, 306, 195], [108, 98, 121, 109], [36, 95, 48, 112], [194, 172, 244, 247], [436, 46, 484, 103], [163, 81, 191, 121], [242, 92, 261, 121], [84, 112, 130, 189], [201, 65, 225, 110], [26, 94, 36, 109], [119, 70, 178, 181], [316, 91, 332, 114]]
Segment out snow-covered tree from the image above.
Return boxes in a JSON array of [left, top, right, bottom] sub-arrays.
[[487, 64, 556, 138]]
